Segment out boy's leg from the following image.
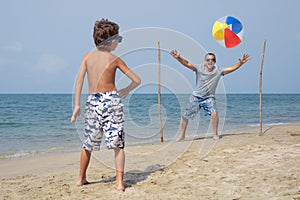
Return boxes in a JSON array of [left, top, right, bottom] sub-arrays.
[[114, 147, 125, 191], [176, 117, 188, 141], [211, 111, 219, 139], [77, 148, 91, 186]]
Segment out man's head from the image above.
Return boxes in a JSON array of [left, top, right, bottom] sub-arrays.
[[93, 19, 121, 50], [204, 53, 216, 70]]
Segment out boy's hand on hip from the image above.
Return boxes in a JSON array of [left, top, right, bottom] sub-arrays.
[[118, 88, 130, 99]]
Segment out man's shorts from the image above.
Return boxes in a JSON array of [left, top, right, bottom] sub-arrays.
[[182, 95, 217, 120], [83, 91, 125, 151]]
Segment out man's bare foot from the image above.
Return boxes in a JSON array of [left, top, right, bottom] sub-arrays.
[[77, 180, 90, 186], [176, 135, 185, 142], [213, 135, 220, 140]]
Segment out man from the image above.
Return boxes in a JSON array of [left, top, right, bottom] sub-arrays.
[[170, 50, 250, 140]]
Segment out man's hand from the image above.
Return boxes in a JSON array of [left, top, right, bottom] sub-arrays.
[[223, 53, 250, 75], [239, 53, 250, 64], [169, 49, 195, 71], [170, 50, 180, 59]]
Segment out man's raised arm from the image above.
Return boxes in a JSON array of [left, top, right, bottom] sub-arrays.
[[170, 50, 195, 71]]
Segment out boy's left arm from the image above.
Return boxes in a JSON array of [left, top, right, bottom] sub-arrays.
[[223, 54, 250, 75], [70, 53, 89, 123]]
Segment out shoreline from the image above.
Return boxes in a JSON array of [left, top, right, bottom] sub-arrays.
[[1, 122, 300, 199], [1, 121, 299, 161]]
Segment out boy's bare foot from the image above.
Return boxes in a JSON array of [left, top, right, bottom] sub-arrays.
[[77, 180, 90, 186], [113, 183, 125, 192], [213, 135, 220, 140]]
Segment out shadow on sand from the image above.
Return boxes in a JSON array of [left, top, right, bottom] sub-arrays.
[[87, 164, 164, 189]]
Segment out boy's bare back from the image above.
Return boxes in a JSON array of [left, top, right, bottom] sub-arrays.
[[84, 50, 130, 94]]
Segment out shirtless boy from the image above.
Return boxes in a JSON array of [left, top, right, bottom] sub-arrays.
[[71, 19, 141, 191]]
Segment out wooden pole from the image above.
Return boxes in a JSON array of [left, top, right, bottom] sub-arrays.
[[158, 41, 164, 142], [259, 40, 267, 136]]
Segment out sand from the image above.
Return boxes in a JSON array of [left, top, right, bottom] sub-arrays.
[[1, 123, 300, 199]]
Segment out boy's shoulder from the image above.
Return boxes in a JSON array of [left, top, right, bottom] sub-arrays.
[[81, 52, 90, 61], [83, 51, 124, 66], [81, 51, 117, 61]]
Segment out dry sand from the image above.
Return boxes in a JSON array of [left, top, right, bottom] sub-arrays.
[[1, 123, 300, 199]]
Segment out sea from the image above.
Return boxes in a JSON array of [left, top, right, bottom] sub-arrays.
[[1, 93, 300, 159]]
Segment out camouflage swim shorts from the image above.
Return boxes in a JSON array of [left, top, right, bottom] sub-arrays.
[[83, 91, 125, 151], [182, 95, 217, 120]]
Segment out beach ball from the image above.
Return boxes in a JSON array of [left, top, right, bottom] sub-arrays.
[[212, 16, 243, 48]]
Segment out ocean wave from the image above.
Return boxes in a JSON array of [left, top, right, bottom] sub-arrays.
[[0, 122, 28, 127], [0, 146, 80, 160]]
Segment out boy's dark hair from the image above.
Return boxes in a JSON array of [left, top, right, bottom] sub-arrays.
[[93, 19, 119, 47]]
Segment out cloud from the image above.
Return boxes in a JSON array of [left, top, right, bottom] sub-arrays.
[[5, 41, 23, 52], [36, 54, 68, 74]]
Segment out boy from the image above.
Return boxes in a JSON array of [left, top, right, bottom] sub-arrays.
[[170, 50, 249, 141], [71, 19, 141, 191]]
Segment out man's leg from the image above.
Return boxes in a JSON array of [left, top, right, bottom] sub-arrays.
[[77, 148, 91, 186], [114, 147, 125, 191], [211, 111, 219, 139], [176, 117, 189, 141]]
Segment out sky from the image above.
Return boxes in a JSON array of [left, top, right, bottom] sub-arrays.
[[0, 0, 299, 94]]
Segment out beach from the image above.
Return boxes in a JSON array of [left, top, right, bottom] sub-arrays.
[[1, 122, 299, 199]]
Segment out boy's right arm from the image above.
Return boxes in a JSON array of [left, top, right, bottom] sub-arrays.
[[116, 58, 141, 98], [170, 50, 195, 71], [70, 53, 89, 123]]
